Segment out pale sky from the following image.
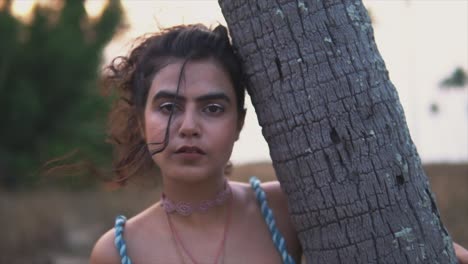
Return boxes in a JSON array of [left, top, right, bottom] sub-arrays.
[[12, 0, 468, 164]]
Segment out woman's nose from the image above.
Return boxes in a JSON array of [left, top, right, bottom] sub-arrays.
[[177, 109, 201, 138]]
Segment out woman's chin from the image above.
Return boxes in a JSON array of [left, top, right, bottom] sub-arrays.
[[163, 167, 222, 183]]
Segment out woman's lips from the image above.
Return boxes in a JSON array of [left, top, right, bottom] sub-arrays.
[[175, 146, 206, 160]]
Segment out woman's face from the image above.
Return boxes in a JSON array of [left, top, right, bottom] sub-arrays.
[[143, 58, 243, 182]]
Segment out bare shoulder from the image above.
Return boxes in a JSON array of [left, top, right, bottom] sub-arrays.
[[89, 204, 162, 264], [260, 181, 290, 222], [261, 180, 302, 258], [231, 179, 302, 258], [90, 228, 120, 264], [229, 180, 256, 208], [229, 180, 288, 213]]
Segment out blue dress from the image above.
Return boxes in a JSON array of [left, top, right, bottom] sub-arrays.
[[114, 177, 296, 264]]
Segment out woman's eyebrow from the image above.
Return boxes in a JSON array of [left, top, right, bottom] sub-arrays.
[[196, 92, 231, 103], [153, 90, 185, 102], [152, 91, 231, 103]]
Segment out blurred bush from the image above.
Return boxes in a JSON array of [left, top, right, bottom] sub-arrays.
[[0, 0, 125, 189]]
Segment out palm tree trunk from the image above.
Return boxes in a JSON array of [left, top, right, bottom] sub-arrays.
[[219, 0, 457, 263]]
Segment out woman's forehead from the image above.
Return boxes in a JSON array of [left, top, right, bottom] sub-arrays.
[[149, 59, 235, 97]]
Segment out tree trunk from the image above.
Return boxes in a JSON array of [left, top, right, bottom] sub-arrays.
[[218, 0, 457, 263]]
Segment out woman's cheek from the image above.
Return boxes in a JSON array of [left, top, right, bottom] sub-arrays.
[[144, 114, 169, 143]]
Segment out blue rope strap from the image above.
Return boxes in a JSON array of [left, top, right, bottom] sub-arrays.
[[114, 215, 132, 264], [250, 177, 296, 264]]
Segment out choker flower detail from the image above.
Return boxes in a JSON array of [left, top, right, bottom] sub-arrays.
[[161, 181, 232, 216]]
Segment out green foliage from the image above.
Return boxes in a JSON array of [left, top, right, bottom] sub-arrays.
[[441, 67, 467, 88], [0, 0, 125, 189]]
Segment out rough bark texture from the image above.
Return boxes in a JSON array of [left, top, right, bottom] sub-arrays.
[[219, 0, 457, 263]]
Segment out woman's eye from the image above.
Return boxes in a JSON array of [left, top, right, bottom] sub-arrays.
[[204, 104, 224, 114], [159, 102, 178, 114]]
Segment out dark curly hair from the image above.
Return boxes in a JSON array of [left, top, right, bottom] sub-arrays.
[[104, 24, 246, 185]]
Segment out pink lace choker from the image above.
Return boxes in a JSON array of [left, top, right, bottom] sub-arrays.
[[161, 181, 232, 216]]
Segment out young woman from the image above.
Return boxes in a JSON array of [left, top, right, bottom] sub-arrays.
[[90, 24, 468, 264], [90, 24, 301, 264]]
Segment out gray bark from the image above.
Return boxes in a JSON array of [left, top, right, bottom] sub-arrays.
[[218, 0, 457, 263]]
